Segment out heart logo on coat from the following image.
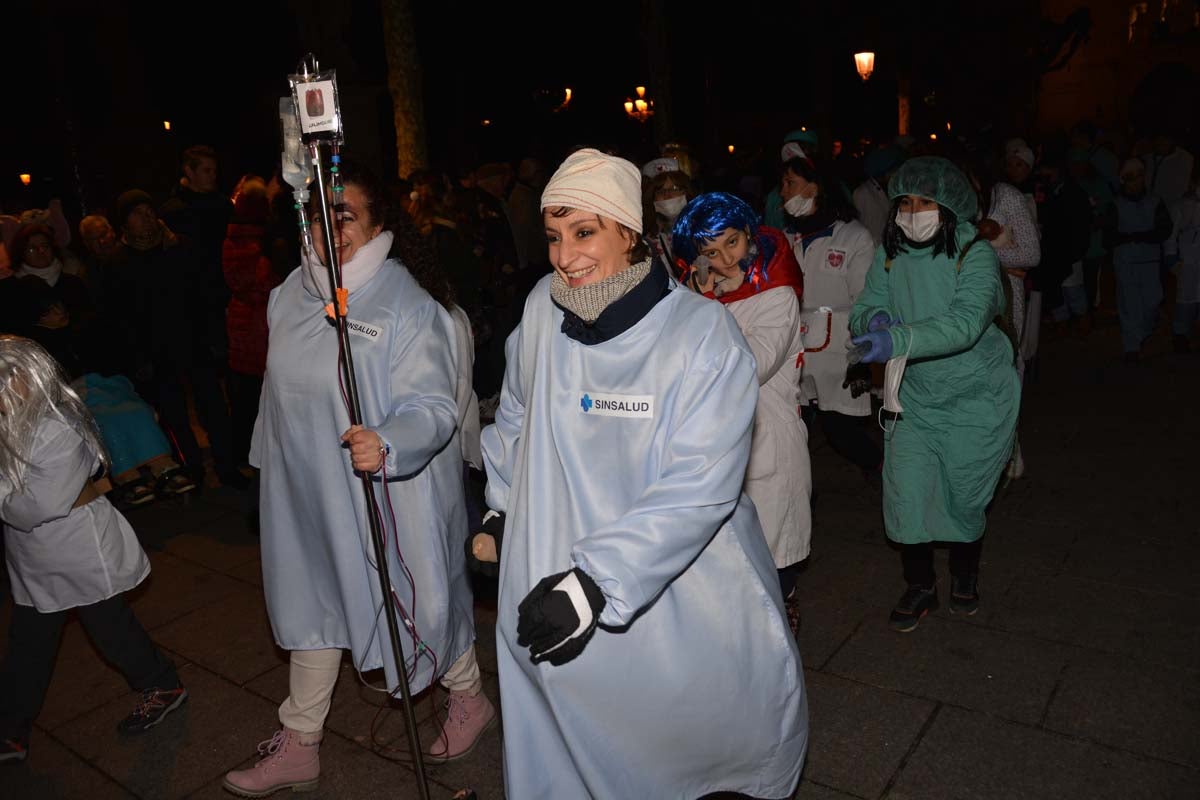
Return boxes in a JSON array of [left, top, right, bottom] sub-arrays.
[[827, 250, 845, 269]]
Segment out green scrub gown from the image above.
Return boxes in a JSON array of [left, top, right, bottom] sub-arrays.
[[851, 221, 1019, 544]]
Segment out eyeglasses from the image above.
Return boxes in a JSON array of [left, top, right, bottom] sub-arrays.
[[25, 243, 51, 254]]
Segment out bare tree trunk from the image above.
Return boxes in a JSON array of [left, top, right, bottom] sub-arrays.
[[642, 0, 672, 150], [380, 0, 427, 178]]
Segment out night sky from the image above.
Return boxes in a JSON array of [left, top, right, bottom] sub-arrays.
[[5, 0, 1040, 221]]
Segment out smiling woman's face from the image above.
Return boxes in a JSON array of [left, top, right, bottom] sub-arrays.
[[544, 207, 634, 288], [311, 183, 382, 265]]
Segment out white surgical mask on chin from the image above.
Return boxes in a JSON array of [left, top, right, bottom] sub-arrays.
[[879, 328, 914, 435], [895, 208, 941, 242], [655, 196, 687, 220], [784, 194, 815, 217]]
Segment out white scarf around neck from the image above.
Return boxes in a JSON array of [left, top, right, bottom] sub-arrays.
[[17, 258, 63, 287], [301, 230, 395, 302]]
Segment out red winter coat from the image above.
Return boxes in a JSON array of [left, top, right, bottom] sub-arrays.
[[222, 223, 281, 376]]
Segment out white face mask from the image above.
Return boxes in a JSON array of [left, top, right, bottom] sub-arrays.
[[784, 193, 815, 217], [879, 329, 914, 433], [655, 196, 687, 220], [895, 209, 941, 242]]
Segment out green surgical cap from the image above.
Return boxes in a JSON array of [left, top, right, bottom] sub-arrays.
[[783, 129, 820, 147], [887, 156, 978, 220]]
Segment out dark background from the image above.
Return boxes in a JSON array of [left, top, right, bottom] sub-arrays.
[[2, 0, 1176, 223]]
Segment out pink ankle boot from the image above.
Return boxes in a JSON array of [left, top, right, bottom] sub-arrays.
[[426, 689, 497, 763], [222, 728, 321, 797]]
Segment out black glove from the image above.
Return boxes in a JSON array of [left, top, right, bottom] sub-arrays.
[[842, 362, 872, 398], [516, 568, 606, 666], [464, 511, 505, 578]]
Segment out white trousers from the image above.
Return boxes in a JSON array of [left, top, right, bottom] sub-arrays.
[[278, 645, 481, 733]]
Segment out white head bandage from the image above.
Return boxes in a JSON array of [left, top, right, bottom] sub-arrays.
[[541, 149, 643, 233]]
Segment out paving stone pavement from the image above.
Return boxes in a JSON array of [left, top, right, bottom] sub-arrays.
[[2, 319, 1197, 799]]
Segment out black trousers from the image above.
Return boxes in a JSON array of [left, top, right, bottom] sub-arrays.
[[900, 538, 984, 587], [155, 363, 236, 477], [801, 405, 882, 472], [0, 594, 178, 740], [226, 371, 263, 468], [777, 562, 803, 600], [817, 409, 882, 471]]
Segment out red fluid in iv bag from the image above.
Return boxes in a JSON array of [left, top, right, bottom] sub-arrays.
[[306, 88, 325, 118]]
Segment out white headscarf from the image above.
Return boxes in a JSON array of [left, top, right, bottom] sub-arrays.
[[541, 149, 643, 233]]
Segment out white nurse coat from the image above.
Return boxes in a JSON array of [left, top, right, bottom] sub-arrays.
[[787, 220, 876, 416], [723, 286, 813, 568], [482, 273, 808, 799], [2, 417, 149, 613], [251, 261, 474, 692]]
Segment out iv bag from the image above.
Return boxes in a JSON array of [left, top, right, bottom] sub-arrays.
[[279, 97, 312, 195], [287, 53, 343, 145]]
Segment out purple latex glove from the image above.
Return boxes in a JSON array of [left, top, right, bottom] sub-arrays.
[[849, 330, 894, 363], [867, 311, 902, 332]]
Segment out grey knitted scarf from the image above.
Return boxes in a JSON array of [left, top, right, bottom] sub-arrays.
[[550, 259, 653, 323]]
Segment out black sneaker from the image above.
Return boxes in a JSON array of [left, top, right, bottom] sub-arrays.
[[0, 736, 29, 764], [116, 687, 188, 736], [949, 574, 980, 616], [889, 584, 938, 632]]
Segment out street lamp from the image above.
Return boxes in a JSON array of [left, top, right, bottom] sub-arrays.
[[623, 85, 654, 123], [18, 173, 31, 186], [854, 52, 875, 81], [163, 120, 171, 131]]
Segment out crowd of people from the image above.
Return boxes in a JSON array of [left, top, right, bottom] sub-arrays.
[[0, 116, 1196, 798]]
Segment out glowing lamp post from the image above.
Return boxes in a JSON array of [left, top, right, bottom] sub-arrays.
[[19, 173, 31, 186], [623, 85, 654, 123], [854, 52, 875, 82]]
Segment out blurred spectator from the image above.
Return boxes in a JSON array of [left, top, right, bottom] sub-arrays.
[[641, 164, 695, 275], [78, 214, 119, 303], [1142, 129, 1194, 209], [1165, 164, 1200, 352], [107, 189, 245, 488], [1069, 148, 1115, 331], [8, 223, 99, 371], [854, 145, 905, 244], [222, 175, 283, 466], [1104, 159, 1172, 362], [159, 145, 234, 367], [507, 157, 549, 272]]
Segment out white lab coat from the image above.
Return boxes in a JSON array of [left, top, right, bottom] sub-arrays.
[[449, 304, 483, 469], [2, 417, 149, 613], [723, 286, 813, 567], [787, 220, 876, 416], [482, 274, 808, 799]]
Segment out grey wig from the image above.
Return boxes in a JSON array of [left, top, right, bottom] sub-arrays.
[[0, 335, 108, 492]]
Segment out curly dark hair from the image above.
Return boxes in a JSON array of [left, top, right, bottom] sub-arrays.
[[387, 210, 456, 311], [881, 198, 960, 261], [308, 159, 389, 230]]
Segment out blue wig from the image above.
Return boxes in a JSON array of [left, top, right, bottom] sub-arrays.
[[671, 192, 776, 281]]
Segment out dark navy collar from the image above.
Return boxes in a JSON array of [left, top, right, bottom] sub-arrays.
[[555, 260, 671, 345]]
